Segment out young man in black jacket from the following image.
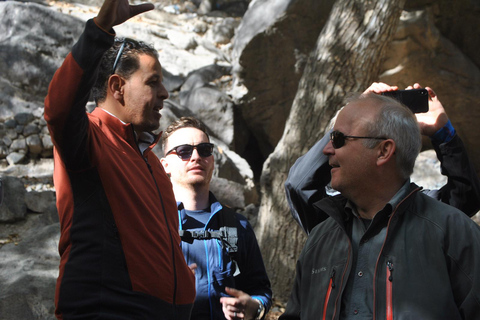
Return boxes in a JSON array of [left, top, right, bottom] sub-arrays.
[[161, 117, 272, 320]]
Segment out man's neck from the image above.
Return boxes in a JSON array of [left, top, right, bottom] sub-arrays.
[[173, 184, 210, 211], [349, 179, 406, 220]]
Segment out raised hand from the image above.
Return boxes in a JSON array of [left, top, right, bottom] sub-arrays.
[[96, 0, 154, 31], [406, 83, 449, 137]]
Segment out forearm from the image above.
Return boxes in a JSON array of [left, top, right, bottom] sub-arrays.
[[431, 132, 480, 216], [285, 131, 332, 233], [44, 19, 114, 166]]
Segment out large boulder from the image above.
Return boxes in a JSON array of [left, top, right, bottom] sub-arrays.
[[379, 7, 480, 169], [0, 1, 84, 121], [231, 0, 335, 156]]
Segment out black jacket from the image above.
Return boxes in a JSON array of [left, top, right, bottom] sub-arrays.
[[280, 184, 480, 320]]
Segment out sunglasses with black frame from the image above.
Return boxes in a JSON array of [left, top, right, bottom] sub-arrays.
[[330, 130, 387, 149], [165, 143, 214, 160]]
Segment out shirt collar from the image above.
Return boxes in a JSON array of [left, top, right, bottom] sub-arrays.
[[345, 179, 411, 219]]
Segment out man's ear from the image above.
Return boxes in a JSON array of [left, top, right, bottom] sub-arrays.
[[376, 139, 396, 167], [160, 157, 170, 174], [108, 74, 125, 102]]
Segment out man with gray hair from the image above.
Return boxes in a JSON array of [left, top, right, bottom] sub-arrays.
[[280, 92, 480, 319]]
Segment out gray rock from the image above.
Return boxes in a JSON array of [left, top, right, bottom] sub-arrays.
[[25, 190, 56, 213], [26, 134, 43, 155], [0, 219, 59, 320], [180, 86, 235, 147], [0, 176, 26, 222], [15, 125, 24, 134], [167, 29, 199, 51], [10, 138, 27, 152], [231, 0, 335, 156], [6, 152, 26, 166], [411, 149, 447, 190], [181, 64, 231, 92], [0, 2, 84, 121], [5, 128, 18, 140], [23, 123, 40, 137], [205, 17, 239, 44], [14, 113, 34, 126], [2, 135, 12, 147], [4, 119, 16, 129], [41, 135, 54, 152], [210, 176, 245, 209], [0, 145, 8, 159]]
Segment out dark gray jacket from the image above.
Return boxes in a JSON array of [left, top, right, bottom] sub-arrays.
[[280, 184, 480, 320]]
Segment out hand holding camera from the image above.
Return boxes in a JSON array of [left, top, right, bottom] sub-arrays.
[[365, 82, 449, 137]]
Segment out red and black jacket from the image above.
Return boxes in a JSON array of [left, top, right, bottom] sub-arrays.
[[44, 19, 195, 319]]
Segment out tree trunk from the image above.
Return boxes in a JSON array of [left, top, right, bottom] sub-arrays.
[[256, 0, 407, 303]]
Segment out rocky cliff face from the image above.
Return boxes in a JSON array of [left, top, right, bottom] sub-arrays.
[[1, 0, 479, 318]]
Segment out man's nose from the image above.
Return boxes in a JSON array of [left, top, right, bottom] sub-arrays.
[[323, 140, 335, 155], [158, 83, 169, 100], [189, 148, 201, 161]]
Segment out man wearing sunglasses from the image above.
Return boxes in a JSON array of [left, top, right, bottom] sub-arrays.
[[285, 83, 480, 235], [44, 0, 195, 318], [280, 91, 480, 320], [161, 117, 272, 320]]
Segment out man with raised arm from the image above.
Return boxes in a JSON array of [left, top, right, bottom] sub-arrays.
[[280, 91, 480, 319], [44, 0, 195, 318], [285, 83, 480, 234]]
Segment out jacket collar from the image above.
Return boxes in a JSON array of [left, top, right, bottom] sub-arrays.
[[91, 108, 160, 154], [313, 182, 422, 227], [177, 192, 223, 228]]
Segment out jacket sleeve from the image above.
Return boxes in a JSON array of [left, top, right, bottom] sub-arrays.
[[445, 212, 480, 317], [234, 217, 273, 315], [284, 131, 333, 235], [44, 19, 114, 170], [422, 134, 480, 217]]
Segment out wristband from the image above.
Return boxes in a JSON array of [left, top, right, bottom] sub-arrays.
[[431, 119, 455, 144], [254, 299, 265, 320]]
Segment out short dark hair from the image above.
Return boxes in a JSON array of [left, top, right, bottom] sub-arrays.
[[92, 38, 159, 104], [162, 117, 210, 152]]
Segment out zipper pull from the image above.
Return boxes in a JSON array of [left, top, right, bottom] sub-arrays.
[[387, 261, 394, 282]]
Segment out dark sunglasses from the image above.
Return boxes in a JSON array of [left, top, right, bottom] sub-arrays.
[[112, 38, 138, 75], [330, 130, 387, 149], [165, 143, 214, 160]]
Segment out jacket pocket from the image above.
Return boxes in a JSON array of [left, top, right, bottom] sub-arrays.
[[323, 268, 336, 320], [386, 261, 394, 320]]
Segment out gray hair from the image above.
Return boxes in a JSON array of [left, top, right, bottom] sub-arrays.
[[347, 93, 422, 179]]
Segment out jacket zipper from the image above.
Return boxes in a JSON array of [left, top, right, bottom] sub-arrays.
[[386, 261, 393, 320], [373, 188, 420, 319], [135, 131, 178, 315], [323, 268, 336, 320]]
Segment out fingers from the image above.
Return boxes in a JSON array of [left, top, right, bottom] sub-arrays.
[[425, 86, 437, 100], [221, 299, 245, 320], [225, 287, 242, 297], [96, 0, 153, 31], [188, 263, 197, 275], [363, 82, 398, 94], [130, 3, 154, 18]]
